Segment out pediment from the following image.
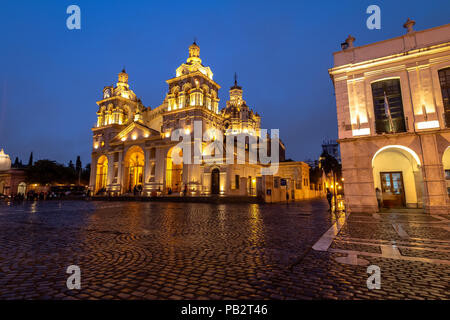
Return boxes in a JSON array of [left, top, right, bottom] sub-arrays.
[[111, 122, 160, 143]]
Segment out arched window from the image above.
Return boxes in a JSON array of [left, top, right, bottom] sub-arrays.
[[178, 94, 185, 108], [96, 155, 108, 192], [438, 67, 450, 127], [371, 79, 406, 134], [190, 92, 203, 106], [97, 114, 104, 127]]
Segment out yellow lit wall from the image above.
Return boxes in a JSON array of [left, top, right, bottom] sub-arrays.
[[443, 147, 450, 191], [372, 149, 420, 205]]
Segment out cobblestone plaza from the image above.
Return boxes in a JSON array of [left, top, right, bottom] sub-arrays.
[[0, 200, 448, 299]]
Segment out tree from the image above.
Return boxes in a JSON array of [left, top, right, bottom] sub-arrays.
[[28, 152, 33, 167], [80, 163, 91, 185], [319, 151, 343, 206], [319, 151, 341, 178], [75, 156, 82, 174], [309, 165, 323, 186], [26, 160, 77, 185]]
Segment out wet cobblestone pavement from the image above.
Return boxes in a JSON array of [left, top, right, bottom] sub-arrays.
[[0, 200, 448, 300]]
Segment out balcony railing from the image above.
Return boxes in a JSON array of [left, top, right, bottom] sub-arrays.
[[375, 117, 406, 134]]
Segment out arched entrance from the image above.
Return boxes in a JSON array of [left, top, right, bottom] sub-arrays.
[[166, 147, 183, 193], [443, 147, 450, 197], [372, 145, 423, 208], [211, 168, 220, 195], [96, 155, 108, 193], [124, 146, 145, 193], [17, 182, 26, 195]]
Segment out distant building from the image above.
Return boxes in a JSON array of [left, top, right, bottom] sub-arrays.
[[304, 159, 319, 168], [321, 140, 341, 162], [0, 149, 27, 196], [329, 20, 450, 214], [89, 42, 315, 202]]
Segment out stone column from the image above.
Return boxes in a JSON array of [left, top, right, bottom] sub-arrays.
[[420, 134, 448, 214], [143, 149, 150, 188], [155, 147, 165, 192], [203, 170, 211, 194], [107, 153, 114, 190], [341, 140, 378, 213], [89, 154, 97, 192], [117, 151, 124, 194], [162, 147, 170, 193], [220, 171, 227, 195], [413, 170, 424, 208]]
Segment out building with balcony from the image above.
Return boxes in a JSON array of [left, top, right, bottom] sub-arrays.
[[329, 20, 450, 214]]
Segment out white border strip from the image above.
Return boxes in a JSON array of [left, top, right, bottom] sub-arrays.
[[312, 211, 350, 251]]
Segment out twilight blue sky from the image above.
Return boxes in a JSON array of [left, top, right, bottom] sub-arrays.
[[0, 0, 449, 166]]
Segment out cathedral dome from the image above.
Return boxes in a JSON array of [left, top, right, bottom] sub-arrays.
[[0, 148, 11, 172]]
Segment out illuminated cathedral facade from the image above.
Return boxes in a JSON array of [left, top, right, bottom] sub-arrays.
[[89, 42, 313, 200]]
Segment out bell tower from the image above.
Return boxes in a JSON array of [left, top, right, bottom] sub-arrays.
[[223, 74, 261, 136], [229, 73, 245, 107], [163, 41, 223, 138]]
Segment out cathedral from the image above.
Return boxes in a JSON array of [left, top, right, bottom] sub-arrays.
[[89, 42, 316, 201]]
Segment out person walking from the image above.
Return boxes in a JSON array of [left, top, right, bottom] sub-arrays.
[[326, 188, 333, 211], [375, 187, 382, 211]]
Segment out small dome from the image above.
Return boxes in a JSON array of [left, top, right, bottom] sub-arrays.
[[230, 73, 242, 90], [190, 41, 200, 52], [118, 68, 129, 84], [187, 41, 201, 64], [0, 148, 11, 172]]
